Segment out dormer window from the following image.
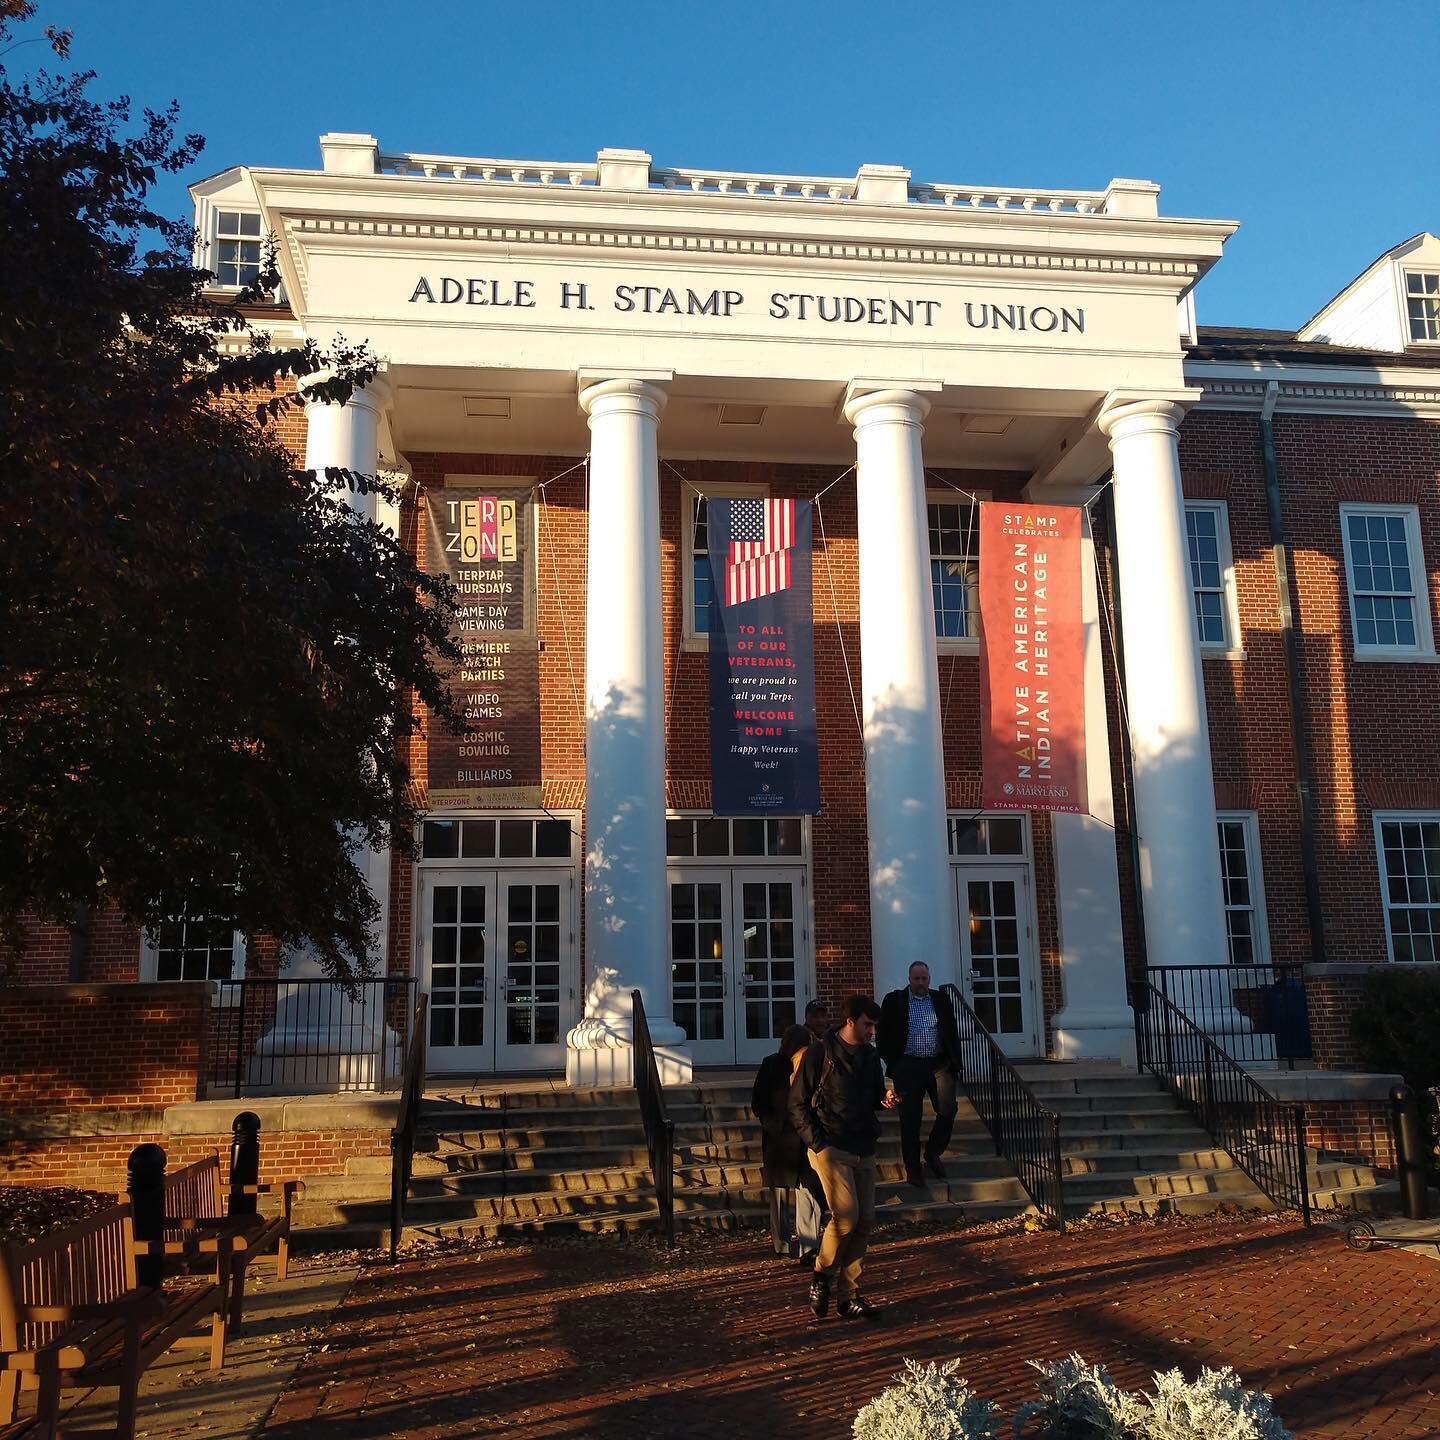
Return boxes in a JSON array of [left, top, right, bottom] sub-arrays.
[[214, 209, 262, 289], [1405, 271, 1440, 343]]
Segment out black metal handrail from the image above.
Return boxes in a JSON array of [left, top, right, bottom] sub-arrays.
[[1146, 963, 1312, 1068], [940, 984, 1065, 1231], [389, 991, 428, 1260], [1132, 981, 1311, 1224], [631, 989, 676, 1245], [207, 977, 417, 1096]]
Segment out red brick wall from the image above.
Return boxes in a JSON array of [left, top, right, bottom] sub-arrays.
[[0, 1130, 389, 1193], [1305, 1101, 1396, 1173], [0, 985, 207, 1111]]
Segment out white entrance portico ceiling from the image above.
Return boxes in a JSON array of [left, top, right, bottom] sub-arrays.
[[245, 136, 1237, 468]]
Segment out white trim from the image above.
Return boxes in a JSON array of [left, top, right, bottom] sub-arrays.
[[946, 810, 1032, 863], [663, 810, 811, 865], [140, 923, 246, 983], [1339, 503, 1435, 659], [679, 480, 766, 649], [1184, 499, 1242, 653], [1215, 811, 1270, 967], [926, 487, 987, 655], [1372, 811, 1440, 965], [1401, 268, 1440, 348], [416, 810, 580, 868]]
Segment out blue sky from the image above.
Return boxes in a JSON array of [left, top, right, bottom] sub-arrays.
[[13, 0, 1437, 329]]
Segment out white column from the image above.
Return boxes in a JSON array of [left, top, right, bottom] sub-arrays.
[[843, 385, 959, 997], [1098, 397, 1230, 982], [1043, 500, 1134, 1062], [567, 376, 690, 1086], [250, 377, 398, 1092], [302, 376, 394, 973]]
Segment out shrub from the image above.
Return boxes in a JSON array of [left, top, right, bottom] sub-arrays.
[[1014, 1354, 1138, 1438], [1125, 1365, 1293, 1440], [853, 1359, 1000, 1440], [1351, 967, 1440, 1173]]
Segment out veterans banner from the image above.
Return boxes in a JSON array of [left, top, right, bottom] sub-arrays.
[[979, 503, 1087, 814], [707, 497, 821, 814], [425, 485, 542, 808]]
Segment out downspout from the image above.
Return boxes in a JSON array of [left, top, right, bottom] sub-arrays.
[[1259, 382, 1326, 964], [1096, 481, 1149, 972]]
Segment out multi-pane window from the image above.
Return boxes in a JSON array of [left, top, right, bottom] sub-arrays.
[[1340, 505, 1430, 654], [422, 815, 573, 861], [151, 915, 241, 982], [1405, 272, 1440, 343], [928, 500, 980, 640], [1376, 817, 1440, 963], [665, 815, 804, 858], [214, 210, 262, 289], [948, 814, 1026, 858], [1216, 813, 1267, 966], [1185, 502, 1234, 648]]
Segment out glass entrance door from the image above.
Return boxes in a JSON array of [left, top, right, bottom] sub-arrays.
[[955, 865, 1040, 1058], [420, 869, 574, 1073], [668, 867, 808, 1066], [732, 870, 802, 1065]]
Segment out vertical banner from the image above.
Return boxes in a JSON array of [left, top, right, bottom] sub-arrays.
[[707, 497, 821, 814], [979, 502, 1088, 814], [425, 485, 543, 808]]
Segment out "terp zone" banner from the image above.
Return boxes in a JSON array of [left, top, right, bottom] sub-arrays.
[[979, 503, 1087, 814]]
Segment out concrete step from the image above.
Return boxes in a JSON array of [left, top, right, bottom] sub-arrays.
[[1062, 1147, 1240, 1177], [1045, 1092, 1181, 1116]]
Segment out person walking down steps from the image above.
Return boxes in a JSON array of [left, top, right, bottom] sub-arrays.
[[750, 1024, 826, 1257], [788, 995, 900, 1321], [878, 961, 963, 1189]]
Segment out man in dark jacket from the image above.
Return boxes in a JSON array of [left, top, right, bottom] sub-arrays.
[[788, 994, 899, 1320], [878, 962, 963, 1188]]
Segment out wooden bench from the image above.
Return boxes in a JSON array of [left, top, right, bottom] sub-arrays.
[[0, 1202, 224, 1440], [164, 1155, 301, 1331]]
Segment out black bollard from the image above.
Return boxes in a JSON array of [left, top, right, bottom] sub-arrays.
[[1390, 1085, 1430, 1221], [127, 1142, 167, 1288], [228, 1111, 262, 1218]]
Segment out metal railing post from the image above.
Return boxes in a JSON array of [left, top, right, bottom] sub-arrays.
[[1293, 1104, 1312, 1228], [989, 1047, 1003, 1156], [233, 980, 248, 1098]]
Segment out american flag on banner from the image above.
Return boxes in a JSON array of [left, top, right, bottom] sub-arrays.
[[725, 498, 796, 605]]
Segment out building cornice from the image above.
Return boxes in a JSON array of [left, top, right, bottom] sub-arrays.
[[1186, 359, 1440, 419]]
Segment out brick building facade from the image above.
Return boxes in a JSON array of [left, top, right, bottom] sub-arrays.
[[7, 140, 1440, 1098]]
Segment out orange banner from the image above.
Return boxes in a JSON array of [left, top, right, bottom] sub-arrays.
[[979, 503, 1088, 814]]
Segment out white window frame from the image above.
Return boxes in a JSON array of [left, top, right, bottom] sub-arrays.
[[1401, 270, 1440, 347], [140, 920, 246, 983], [927, 489, 987, 655], [680, 481, 765, 649], [1373, 811, 1440, 965], [946, 810, 1032, 863], [1215, 811, 1270, 967], [1339, 503, 1435, 660], [208, 207, 264, 291], [1184, 500, 1243, 656], [416, 810, 580, 869]]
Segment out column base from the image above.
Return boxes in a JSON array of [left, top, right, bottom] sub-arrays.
[[1051, 1005, 1138, 1067], [565, 1016, 692, 1089]]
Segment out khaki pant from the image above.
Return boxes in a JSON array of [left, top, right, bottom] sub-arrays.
[[810, 1145, 877, 1298]]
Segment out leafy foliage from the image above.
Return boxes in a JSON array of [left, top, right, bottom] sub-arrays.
[[0, 1184, 109, 1243], [1351, 967, 1440, 1100], [0, 4, 459, 975], [1014, 1354, 1135, 1439], [853, 1359, 1000, 1440]]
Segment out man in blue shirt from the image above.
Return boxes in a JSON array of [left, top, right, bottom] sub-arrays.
[[877, 962, 962, 1188]]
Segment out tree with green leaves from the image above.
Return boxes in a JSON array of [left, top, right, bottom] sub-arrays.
[[0, 2, 459, 977]]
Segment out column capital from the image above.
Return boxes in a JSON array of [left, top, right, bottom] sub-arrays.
[[577, 372, 671, 422], [298, 371, 393, 416], [1096, 389, 1200, 443], [842, 380, 939, 429]]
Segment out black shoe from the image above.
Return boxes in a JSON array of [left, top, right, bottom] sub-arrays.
[[809, 1274, 831, 1317], [906, 1170, 928, 1189], [838, 1293, 882, 1321], [924, 1153, 948, 1180]]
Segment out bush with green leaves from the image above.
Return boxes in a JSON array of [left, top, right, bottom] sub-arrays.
[[853, 1359, 1000, 1440]]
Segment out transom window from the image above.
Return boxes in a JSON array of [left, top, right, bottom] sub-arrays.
[[1376, 817, 1440, 963], [1185, 502, 1237, 649], [422, 815, 573, 861], [214, 210, 262, 289], [148, 915, 243, 982], [666, 815, 804, 859], [1216, 813, 1268, 966], [1405, 272, 1440, 344], [1340, 505, 1432, 655], [948, 814, 1027, 858], [927, 499, 980, 641]]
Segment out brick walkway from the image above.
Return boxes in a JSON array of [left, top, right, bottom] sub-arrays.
[[263, 1218, 1440, 1439]]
